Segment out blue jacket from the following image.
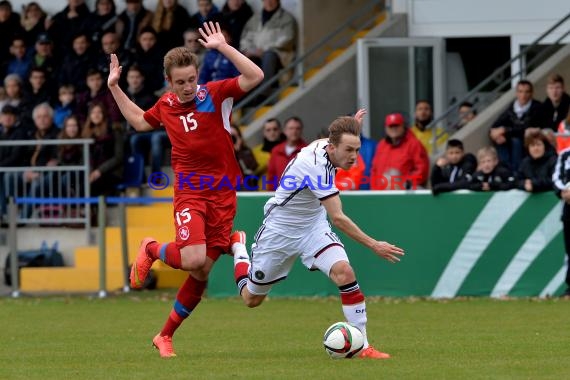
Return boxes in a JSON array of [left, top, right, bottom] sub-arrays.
[[360, 135, 377, 190], [198, 50, 240, 84]]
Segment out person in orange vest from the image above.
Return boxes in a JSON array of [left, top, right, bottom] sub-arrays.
[[556, 113, 570, 153], [335, 154, 365, 190]]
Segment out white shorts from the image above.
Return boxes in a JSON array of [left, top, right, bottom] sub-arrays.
[[246, 222, 348, 295]]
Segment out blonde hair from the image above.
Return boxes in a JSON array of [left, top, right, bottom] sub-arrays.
[[163, 47, 199, 78], [151, 0, 176, 33], [477, 146, 498, 161], [328, 116, 360, 146]]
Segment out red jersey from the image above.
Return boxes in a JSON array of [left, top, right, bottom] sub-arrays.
[[143, 77, 245, 194]]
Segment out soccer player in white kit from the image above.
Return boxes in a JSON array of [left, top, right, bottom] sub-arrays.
[[230, 109, 405, 359]]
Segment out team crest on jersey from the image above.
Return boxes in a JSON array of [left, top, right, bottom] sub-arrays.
[[178, 226, 190, 240], [254, 270, 265, 280], [166, 95, 174, 107], [196, 88, 207, 101]]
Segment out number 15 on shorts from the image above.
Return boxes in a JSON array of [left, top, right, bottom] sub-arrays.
[[176, 208, 191, 226]]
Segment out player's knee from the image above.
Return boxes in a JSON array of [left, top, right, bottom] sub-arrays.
[[329, 261, 356, 285], [181, 255, 207, 271]]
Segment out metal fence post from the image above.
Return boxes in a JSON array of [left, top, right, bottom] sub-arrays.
[[98, 196, 107, 298], [119, 200, 130, 293], [8, 198, 19, 298]]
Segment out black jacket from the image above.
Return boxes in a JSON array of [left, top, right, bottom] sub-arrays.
[[535, 93, 570, 131], [491, 100, 542, 139], [552, 148, 570, 221], [431, 153, 477, 195], [469, 165, 516, 191], [516, 150, 557, 192], [0, 125, 32, 167]]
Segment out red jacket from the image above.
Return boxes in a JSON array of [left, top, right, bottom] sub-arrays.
[[266, 140, 307, 190], [370, 129, 429, 190]]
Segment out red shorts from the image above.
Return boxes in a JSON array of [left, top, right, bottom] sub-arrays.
[[172, 191, 237, 260]]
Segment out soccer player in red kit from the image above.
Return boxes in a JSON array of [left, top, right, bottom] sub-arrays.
[[107, 22, 263, 357]]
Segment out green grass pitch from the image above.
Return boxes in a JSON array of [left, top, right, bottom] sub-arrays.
[[1, 294, 569, 379]]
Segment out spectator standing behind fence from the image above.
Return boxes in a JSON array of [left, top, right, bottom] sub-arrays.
[[217, 0, 253, 49], [151, 0, 191, 51], [252, 118, 285, 186], [240, 0, 297, 101], [116, 0, 153, 54], [515, 130, 557, 193], [0, 105, 31, 223], [81, 102, 124, 196], [266, 116, 306, 191], [230, 124, 258, 190], [489, 80, 541, 173], [370, 113, 429, 190], [411, 100, 446, 155], [552, 146, 570, 297], [469, 146, 515, 191], [431, 139, 477, 195]]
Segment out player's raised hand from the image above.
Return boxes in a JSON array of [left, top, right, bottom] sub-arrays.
[[107, 54, 122, 88], [354, 108, 367, 126], [198, 21, 226, 50], [371, 241, 404, 263]]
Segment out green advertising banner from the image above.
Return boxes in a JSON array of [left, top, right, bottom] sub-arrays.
[[207, 190, 567, 298]]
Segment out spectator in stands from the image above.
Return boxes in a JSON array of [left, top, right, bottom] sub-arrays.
[[217, 0, 253, 49], [5, 36, 32, 80], [0, 105, 30, 222], [183, 28, 206, 65], [132, 26, 164, 94], [336, 155, 365, 191], [536, 74, 570, 132], [117, 0, 153, 54], [240, 0, 297, 100], [230, 124, 258, 190], [7, 103, 59, 217], [20, 2, 46, 47], [96, 31, 132, 80], [46, 0, 91, 60], [468, 146, 515, 191], [84, 0, 120, 48], [431, 139, 477, 195], [0, 0, 24, 69], [266, 116, 306, 190], [411, 100, 446, 155], [370, 113, 429, 190], [0, 74, 24, 112], [81, 102, 124, 196], [190, 0, 220, 29], [127, 65, 166, 173], [252, 118, 285, 184], [516, 130, 557, 193], [31, 33, 57, 89], [53, 85, 77, 129], [58, 115, 84, 197], [552, 144, 570, 297], [22, 67, 52, 114], [452, 101, 477, 131], [556, 112, 570, 153], [198, 25, 240, 84], [151, 0, 191, 51], [489, 79, 541, 173], [58, 32, 95, 93], [75, 68, 121, 123]]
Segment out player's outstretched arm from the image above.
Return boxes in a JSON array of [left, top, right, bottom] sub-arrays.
[[198, 21, 263, 92], [107, 54, 153, 132], [322, 194, 404, 263]]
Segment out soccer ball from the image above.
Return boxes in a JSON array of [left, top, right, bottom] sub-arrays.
[[323, 322, 364, 359]]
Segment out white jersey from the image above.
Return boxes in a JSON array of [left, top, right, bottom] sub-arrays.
[[262, 139, 339, 236]]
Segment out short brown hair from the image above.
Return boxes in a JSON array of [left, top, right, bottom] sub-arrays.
[[547, 73, 564, 86], [163, 47, 199, 78], [524, 129, 548, 148], [328, 116, 360, 145]]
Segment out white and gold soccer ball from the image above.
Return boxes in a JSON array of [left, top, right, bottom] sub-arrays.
[[323, 322, 364, 359]]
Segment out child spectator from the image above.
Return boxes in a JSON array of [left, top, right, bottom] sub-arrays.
[[469, 146, 515, 191], [516, 130, 557, 193], [431, 139, 477, 195], [53, 85, 77, 129]]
